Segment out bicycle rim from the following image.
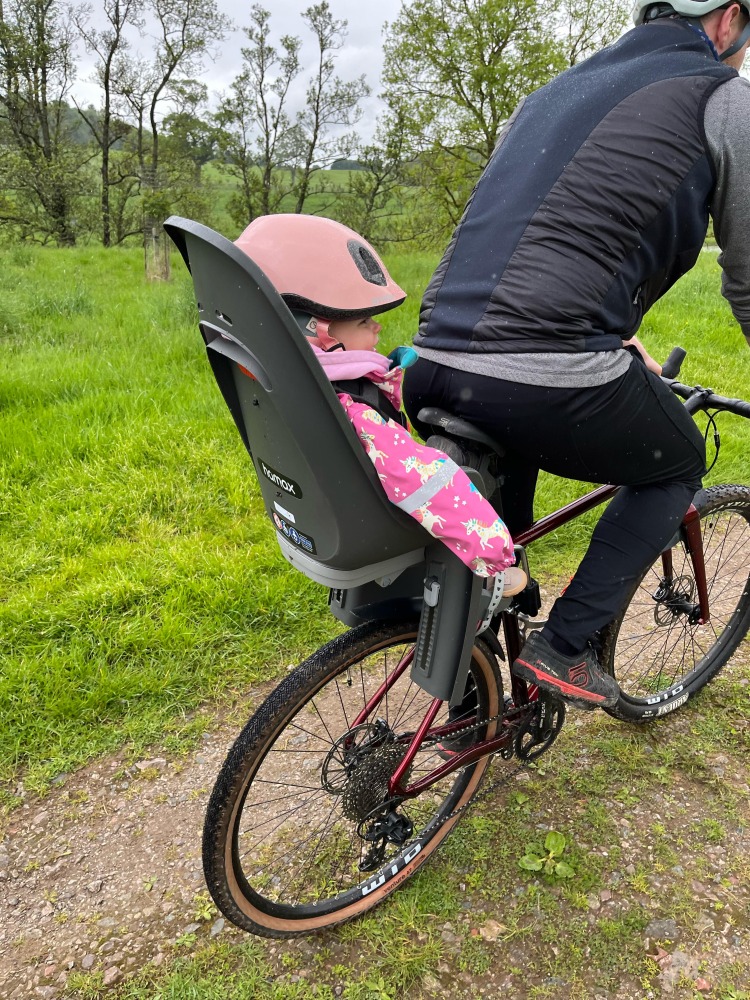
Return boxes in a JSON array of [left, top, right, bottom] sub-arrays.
[[203, 620, 502, 936], [602, 485, 750, 721]]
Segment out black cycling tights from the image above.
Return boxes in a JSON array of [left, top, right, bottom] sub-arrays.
[[403, 357, 706, 654]]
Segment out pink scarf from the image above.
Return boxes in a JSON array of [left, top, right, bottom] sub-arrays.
[[309, 343, 403, 409]]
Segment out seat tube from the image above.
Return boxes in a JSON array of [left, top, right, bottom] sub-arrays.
[[681, 504, 710, 624]]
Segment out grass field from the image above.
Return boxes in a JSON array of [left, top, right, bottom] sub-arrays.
[[1, 243, 749, 812]]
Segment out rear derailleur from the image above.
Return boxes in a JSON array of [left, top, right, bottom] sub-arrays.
[[357, 806, 414, 872], [321, 719, 415, 872]]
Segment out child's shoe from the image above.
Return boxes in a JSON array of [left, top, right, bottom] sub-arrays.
[[501, 566, 527, 596]]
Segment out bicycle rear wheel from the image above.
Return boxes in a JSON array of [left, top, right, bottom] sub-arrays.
[[601, 485, 750, 722], [203, 620, 503, 937]]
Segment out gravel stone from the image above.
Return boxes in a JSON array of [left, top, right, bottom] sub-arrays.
[[644, 918, 679, 942], [102, 966, 121, 986]]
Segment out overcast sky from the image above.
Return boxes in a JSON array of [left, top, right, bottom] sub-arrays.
[[223, 0, 406, 137], [73, 0, 405, 140]]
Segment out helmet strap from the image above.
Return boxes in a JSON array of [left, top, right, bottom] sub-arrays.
[[303, 315, 341, 351], [684, 8, 750, 61]]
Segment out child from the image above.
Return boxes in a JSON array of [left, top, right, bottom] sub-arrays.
[[235, 214, 526, 596]]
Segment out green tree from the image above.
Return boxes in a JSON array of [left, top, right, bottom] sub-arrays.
[[75, 0, 144, 247], [113, 55, 157, 180], [158, 80, 220, 231], [560, 0, 627, 65], [162, 81, 216, 182], [334, 109, 421, 248], [290, 2, 370, 214], [105, 55, 158, 244], [0, 0, 91, 244], [214, 3, 300, 226], [144, 0, 230, 187], [382, 0, 627, 243], [136, 0, 231, 276], [216, 2, 370, 228]]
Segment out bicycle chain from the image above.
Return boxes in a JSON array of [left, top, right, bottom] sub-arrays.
[[360, 700, 547, 841], [423, 705, 534, 832]]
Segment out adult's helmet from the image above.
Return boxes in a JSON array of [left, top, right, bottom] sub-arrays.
[[234, 214, 406, 321], [633, 0, 750, 60]]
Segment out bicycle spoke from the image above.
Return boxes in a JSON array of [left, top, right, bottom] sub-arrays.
[[332, 676, 353, 734], [210, 627, 501, 920], [275, 798, 350, 903], [308, 696, 339, 747], [605, 492, 750, 715], [239, 791, 321, 851], [285, 720, 337, 746], [243, 788, 323, 810]]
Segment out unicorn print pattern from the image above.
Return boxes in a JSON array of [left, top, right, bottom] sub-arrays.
[[357, 429, 388, 465], [338, 392, 515, 577], [412, 502, 447, 534], [401, 454, 455, 485], [461, 517, 513, 551]]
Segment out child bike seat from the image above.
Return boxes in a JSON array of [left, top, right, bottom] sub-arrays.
[[166, 216, 496, 706], [164, 216, 429, 591]]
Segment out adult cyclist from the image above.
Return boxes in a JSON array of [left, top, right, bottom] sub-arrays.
[[403, 0, 750, 709]]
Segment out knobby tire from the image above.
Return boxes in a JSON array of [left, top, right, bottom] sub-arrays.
[[202, 620, 503, 937], [601, 485, 750, 722]]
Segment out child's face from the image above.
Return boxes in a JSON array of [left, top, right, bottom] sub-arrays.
[[328, 315, 382, 352]]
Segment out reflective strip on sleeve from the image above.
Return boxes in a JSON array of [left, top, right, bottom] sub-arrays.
[[394, 459, 461, 513]]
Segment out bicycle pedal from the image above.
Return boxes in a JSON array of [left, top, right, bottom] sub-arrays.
[[513, 578, 542, 617]]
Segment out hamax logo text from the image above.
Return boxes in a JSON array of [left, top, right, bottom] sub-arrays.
[[260, 460, 302, 498]]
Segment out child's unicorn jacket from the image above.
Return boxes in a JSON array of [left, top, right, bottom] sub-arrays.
[[311, 344, 515, 578]]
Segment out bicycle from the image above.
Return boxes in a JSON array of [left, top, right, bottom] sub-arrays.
[[200, 347, 750, 937], [200, 347, 750, 938]]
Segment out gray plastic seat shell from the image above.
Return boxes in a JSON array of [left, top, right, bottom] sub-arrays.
[[163, 216, 428, 586]]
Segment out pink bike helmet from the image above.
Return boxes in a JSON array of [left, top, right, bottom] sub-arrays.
[[234, 214, 406, 322]]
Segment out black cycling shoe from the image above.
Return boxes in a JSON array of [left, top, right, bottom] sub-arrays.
[[511, 631, 619, 709]]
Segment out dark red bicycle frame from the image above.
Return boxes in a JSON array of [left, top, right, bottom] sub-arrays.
[[352, 482, 709, 800]]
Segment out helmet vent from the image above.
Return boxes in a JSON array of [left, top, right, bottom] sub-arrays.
[[347, 240, 386, 286]]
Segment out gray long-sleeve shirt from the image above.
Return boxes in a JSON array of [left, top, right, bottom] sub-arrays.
[[707, 76, 750, 345]]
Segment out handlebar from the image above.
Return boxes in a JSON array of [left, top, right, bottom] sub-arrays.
[[660, 345, 750, 419], [667, 380, 750, 418]]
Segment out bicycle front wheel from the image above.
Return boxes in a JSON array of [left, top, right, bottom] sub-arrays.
[[601, 485, 750, 722], [203, 620, 503, 937]]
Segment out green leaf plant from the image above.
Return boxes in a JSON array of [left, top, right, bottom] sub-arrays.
[[519, 830, 576, 879]]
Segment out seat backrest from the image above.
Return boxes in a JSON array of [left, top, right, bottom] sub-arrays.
[[164, 216, 428, 588]]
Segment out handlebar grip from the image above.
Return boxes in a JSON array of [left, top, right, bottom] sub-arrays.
[[661, 346, 687, 379], [726, 397, 750, 419]]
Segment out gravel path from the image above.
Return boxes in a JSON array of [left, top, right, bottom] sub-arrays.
[[2, 678, 749, 998], [1, 727, 239, 998]]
